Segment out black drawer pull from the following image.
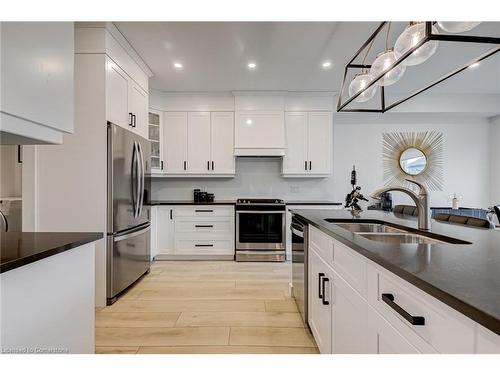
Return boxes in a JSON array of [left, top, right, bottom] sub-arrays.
[[318, 273, 325, 299], [321, 277, 330, 305], [381, 293, 425, 326], [195, 244, 214, 247], [195, 225, 213, 228], [195, 209, 213, 213]]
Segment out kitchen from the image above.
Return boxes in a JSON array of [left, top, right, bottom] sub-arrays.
[[1, 2, 499, 372]]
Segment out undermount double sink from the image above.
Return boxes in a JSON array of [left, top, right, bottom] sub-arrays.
[[324, 220, 471, 245]]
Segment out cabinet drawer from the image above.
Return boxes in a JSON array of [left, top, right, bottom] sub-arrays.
[[367, 263, 474, 353], [175, 218, 234, 235], [309, 225, 333, 264], [331, 239, 367, 297], [174, 239, 234, 255], [175, 206, 234, 218]]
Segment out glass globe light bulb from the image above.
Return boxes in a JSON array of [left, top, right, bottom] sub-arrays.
[[437, 22, 481, 33], [348, 73, 377, 102], [394, 23, 439, 66], [370, 49, 406, 86]]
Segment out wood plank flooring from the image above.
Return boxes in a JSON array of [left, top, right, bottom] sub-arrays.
[[96, 260, 318, 354]]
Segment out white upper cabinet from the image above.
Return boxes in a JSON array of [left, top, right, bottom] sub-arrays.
[[283, 112, 308, 174], [188, 112, 212, 173], [105, 59, 129, 128], [0, 22, 74, 144], [282, 111, 332, 177], [148, 110, 163, 173], [307, 112, 333, 174], [211, 112, 235, 174], [106, 56, 149, 139], [128, 80, 148, 139], [162, 111, 235, 177], [164, 112, 188, 173]]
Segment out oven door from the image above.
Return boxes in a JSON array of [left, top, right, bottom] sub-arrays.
[[236, 211, 285, 250]]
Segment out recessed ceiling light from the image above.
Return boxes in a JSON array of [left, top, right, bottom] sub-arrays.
[[322, 61, 332, 69], [247, 62, 257, 70], [468, 62, 480, 69], [173, 62, 183, 69]]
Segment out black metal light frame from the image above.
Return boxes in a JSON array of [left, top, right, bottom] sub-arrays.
[[337, 22, 500, 113]]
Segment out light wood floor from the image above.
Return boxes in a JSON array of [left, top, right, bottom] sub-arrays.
[[95, 260, 318, 354]]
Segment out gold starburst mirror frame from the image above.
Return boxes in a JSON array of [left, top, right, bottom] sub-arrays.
[[382, 131, 444, 190]]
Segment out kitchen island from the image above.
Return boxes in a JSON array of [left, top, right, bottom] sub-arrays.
[[291, 208, 500, 354], [1, 232, 102, 354]]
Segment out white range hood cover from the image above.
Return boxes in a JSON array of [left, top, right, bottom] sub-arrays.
[[234, 110, 285, 157]]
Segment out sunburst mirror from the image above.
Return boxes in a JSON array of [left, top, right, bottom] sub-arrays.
[[382, 131, 443, 190]]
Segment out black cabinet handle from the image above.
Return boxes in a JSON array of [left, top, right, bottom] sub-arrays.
[[318, 273, 325, 299], [161, 161, 164, 170], [381, 293, 425, 326], [212, 161, 214, 170], [184, 161, 187, 170], [195, 225, 213, 228], [129, 113, 133, 127], [195, 209, 213, 213], [321, 277, 330, 305], [169, 209, 173, 220], [305, 161, 308, 171], [17, 145, 22, 163], [207, 161, 210, 170], [195, 244, 214, 247], [309, 161, 312, 170]]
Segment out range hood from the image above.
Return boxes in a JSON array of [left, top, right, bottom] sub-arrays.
[[234, 111, 285, 157]]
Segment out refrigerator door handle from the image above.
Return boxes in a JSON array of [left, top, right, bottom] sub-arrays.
[[131, 141, 138, 218], [114, 224, 151, 242], [137, 142, 145, 217]]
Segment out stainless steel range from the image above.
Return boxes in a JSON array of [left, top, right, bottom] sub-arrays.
[[235, 198, 286, 262]]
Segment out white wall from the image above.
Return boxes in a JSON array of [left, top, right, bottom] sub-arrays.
[[22, 54, 108, 307], [332, 114, 492, 209], [152, 114, 493, 209], [490, 116, 500, 205]]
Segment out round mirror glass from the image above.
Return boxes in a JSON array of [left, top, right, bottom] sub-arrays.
[[399, 148, 427, 175]]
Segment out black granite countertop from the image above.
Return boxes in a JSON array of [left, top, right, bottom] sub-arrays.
[[285, 200, 342, 206], [1, 232, 103, 274], [290, 208, 500, 335], [148, 199, 342, 206], [148, 200, 236, 205]]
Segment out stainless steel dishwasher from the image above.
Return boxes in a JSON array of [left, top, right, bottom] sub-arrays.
[[291, 214, 308, 325]]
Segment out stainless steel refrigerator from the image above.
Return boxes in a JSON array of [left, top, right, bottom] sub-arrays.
[[107, 122, 151, 305]]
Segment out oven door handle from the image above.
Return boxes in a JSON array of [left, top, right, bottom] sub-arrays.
[[236, 210, 285, 214], [291, 226, 304, 238]]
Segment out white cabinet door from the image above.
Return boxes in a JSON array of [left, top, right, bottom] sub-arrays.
[[187, 112, 212, 174], [211, 112, 235, 174], [164, 112, 188, 173], [106, 58, 129, 129], [234, 111, 285, 154], [308, 249, 332, 354], [129, 81, 148, 139], [156, 206, 175, 255], [1, 22, 74, 135], [367, 306, 420, 354], [331, 270, 371, 353], [283, 112, 308, 174], [307, 112, 332, 175], [148, 110, 163, 173]]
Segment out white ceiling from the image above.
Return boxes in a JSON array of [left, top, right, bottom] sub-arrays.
[[115, 22, 500, 94]]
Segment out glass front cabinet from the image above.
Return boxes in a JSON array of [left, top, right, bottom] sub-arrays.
[[148, 110, 163, 174]]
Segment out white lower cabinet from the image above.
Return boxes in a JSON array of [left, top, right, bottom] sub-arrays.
[[330, 269, 371, 354], [368, 306, 420, 354], [154, 205, 235, 260], [306, 224, 499, 354], [308, 247, 332, 354]]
